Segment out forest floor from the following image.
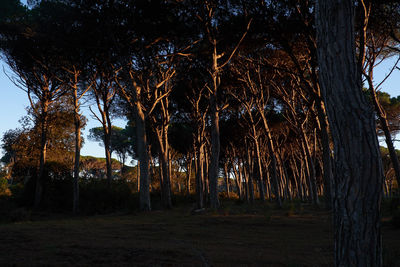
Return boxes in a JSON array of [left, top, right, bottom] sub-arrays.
[[0, 201, 399, 266]]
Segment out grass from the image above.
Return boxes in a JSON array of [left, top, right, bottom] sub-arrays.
[[0, 202, 399, 266]]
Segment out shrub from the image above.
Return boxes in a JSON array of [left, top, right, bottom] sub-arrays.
[[0, 178, 11, 197]]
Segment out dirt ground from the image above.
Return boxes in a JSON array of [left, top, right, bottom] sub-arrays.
[[0, 203, 399, 266]]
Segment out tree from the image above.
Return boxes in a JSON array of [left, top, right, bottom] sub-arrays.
[[194, 1, 252, 209], [1, 6, 67, 206], [89, 126, 131, 172], [316, 0, 384, 265], [1, 96, 82, 186]]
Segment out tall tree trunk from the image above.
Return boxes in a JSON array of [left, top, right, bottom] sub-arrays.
[[34, 101, 49, 209], [158, 153, 165, 200], [186, 155, 192, 196], [315, 98, 333, 209], [300, 128, 319, 206], [203, 151, 209, 207], [103, 125, 112, 186], [72, 105, 81, 214], [137, 161, 140, 192], [195, 144, 204, 209], [246, 146, 255, 204], [136, 104, 151, 211], [260, 113, 282, 207], [254, 138, 265, 202], [223, 162, 230, 198], [316, 1, 383, 265], [209, 93, 220, 209], [160, 151, 172, 209], [232, 161, 242, 200]]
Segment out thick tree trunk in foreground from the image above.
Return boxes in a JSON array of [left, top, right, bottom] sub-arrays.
[[316, 1, 383, 266]]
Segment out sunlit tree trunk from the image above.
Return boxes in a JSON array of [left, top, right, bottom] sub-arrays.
[[315, 98, 333, 209], [300, 127, 319, 206], [186, 154, 192, 196], [260, 112, 282, 207], [223, 161, 230, 198]]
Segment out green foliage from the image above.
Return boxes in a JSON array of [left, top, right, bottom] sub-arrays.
[[0, 177, 11, 197], [89, 126, 133, 163], [80, 156, 122, 179]]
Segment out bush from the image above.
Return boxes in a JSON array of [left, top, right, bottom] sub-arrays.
[[79, 179, 137, 214], [0, 178, 11, 197]]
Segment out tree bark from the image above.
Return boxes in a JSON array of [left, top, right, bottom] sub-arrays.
[[223, 162, 230, 198], [315, 98, 333, 209], [254, 137, 265, 202], [260, 112, 282, 207], [245, 144, 255, 204], [316, 1, 384, 265], [195, 143, 204, 209], [300, 127, 319, 206], [209, 93, 220, 209], [136, 103, 151, 211], [102, 120, 112, 185], [34, 101, 49, 209], [186, 154, 192, 196], [72, 92, 81, 214]]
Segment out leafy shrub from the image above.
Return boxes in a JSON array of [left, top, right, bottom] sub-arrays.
[[0, 178, 11, 197]]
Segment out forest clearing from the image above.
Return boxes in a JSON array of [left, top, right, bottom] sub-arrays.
[[0, 201, 399, 266]]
